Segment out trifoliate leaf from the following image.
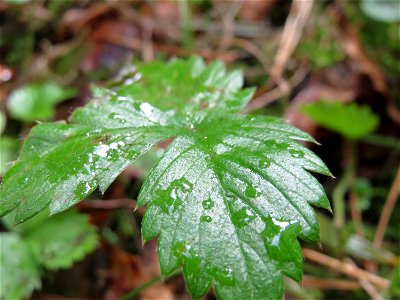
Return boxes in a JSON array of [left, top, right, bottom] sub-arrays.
[[0, 233, 41, 300], [0, 57, 331, 300], [301, 100, 379, 140], [7, 82, 76, 122]]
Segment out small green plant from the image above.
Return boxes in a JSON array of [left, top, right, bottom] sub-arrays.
[[0, 210, 97, 299], [0, 57, 332, 299], [301, 100, 379, 140]]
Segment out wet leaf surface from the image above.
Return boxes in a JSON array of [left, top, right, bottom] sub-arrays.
[[0, 57, 331, 300]]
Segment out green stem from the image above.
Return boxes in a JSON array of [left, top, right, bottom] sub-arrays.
[[332, 140, 357, 230], [178, 0, 194, 49], [120, 269, 181, 300], [361, 134, 400, 149]]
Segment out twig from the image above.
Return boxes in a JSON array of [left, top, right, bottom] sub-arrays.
[[243, 86, 285, 113], [270, 0, 314, 87], [120, 269, 181, 300], [373, 167, 400, 249], [97, 33, 239, 63], [244, 66, 307, 113], [345, 258, 383, 300], [302, 275, 361, 290], [78, 199, 136, 210], [302, 248, 390, 290], [142, 21, 154, 62], [231, 37, 271, 73], [215, 0, 243, 52]]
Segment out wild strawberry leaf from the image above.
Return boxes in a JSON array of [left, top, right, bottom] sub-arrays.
[[0, 57, 331, 300], [8, 210, 98, 270], [1, 210, 97, 299], [301, 100, 379, 140], [0, 233, 41, 300], [138, 114, 331, 299]]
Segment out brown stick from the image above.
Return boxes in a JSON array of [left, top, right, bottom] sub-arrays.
[[302, 248, 391, 290], [244, 66, 307, 113], [345, 258, 383, 300], [302, 275, 361, 291], [373, 167, 400, 249], [78, 199, 137, 210], [270, 0, 314, 82], [97, 34, 239, 63]]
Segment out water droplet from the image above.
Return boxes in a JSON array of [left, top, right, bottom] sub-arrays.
[[225, 193, 236, 202], [93, 144, 110, 158], [109, 142, 119, 149], [202, 199, 214, 210], [289, 149, 304, 158], [244, 185, 257, 198], [212, 267, 236, 286], [117, 96, 129, 101], [277, 142, 290, 150], [265, 140, 276, 148], [259, 158, 270, 171], [232, 207, 256, 228], [173, 241, 193, 258], [74, 180, 96, 198], [108, 113, 126, 123], [139, 102, 154, 116], [200, 215, 212, 222], [154, 178, 192, 216]]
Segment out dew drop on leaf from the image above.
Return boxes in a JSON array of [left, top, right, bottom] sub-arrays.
[[74, 181, 96, 198], [244, 185, 257, 198], [202, 199, 214, 210], [289, 149, 304, 158], [200, 215, 212, 222], [211, 266, 236, 286], [265, 140, 276, 148], [108, 112, 126, 123], [173, 241, 194, 259], [259, 158, 271, 171], [277, 142, 290, 150], [93, 144, 110, 158], [139, 102, 154, 116], [231, 207, 256, 228]]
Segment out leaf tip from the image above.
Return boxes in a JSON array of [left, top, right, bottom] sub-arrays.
[[327, 206, 333, 215]]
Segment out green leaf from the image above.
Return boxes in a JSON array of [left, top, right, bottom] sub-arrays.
[[1, 57, 331, 300], [0, 136, 19, 175], [361, 0, 400, 23], [0, 233, 41, 300], [23, 210, 98, 270], [301, 100, 379, 140], [138, 115, 330, 299], [7, 82, 76, 122]]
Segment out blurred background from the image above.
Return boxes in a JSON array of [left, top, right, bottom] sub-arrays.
[[0, 0, 399, 299]]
